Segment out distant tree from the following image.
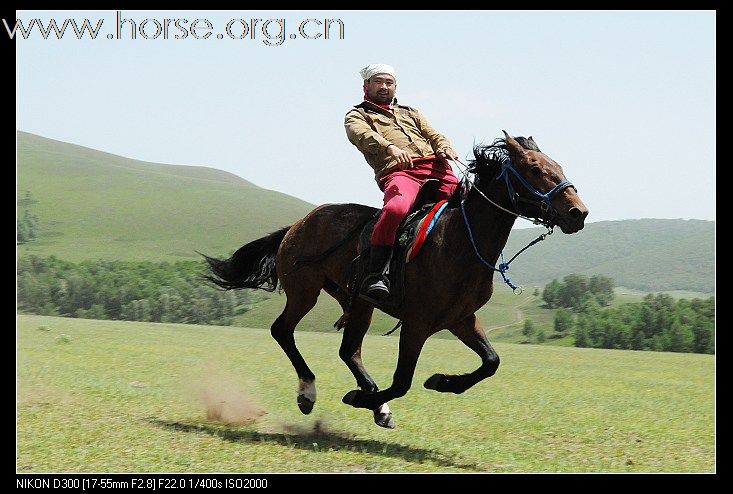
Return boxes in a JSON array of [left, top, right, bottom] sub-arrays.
[[17, 210, 39, 244], [651, 334, 665, 352], [665, 321, 694, 353], [533, 287, 540, 297], [522, 319, 535, 338], [589, 274, 615, 306], [554, 308, 574, 333], [536, 329, 546, 343], [18, 190, 37, 207], [76, 304, 106, 320], [121, 299, 152, 322], [17, 218, 29, 244], [650, 294, 675, 333], [559, 273, 590, 310], [542, 279, 561, 308], [691, 318, 714, 354], [630, 325, 646, 350], [688, 299, 714, 354], [578, 297, 601, 315], [198, 297, 214, 324], [574, 326, 589, 347], [157, 288, 184, 323], [543, 274, 616, 312], [571, 292, 714, 354]]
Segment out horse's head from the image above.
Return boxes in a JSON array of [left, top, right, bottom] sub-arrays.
[[469, 132, 588, 234], [502, 131, 588, 233]]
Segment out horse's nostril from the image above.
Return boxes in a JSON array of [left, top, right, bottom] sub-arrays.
[[569, 207, 584, 219]]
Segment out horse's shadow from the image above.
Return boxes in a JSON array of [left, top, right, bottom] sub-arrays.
[[148, 418, 480, 471]]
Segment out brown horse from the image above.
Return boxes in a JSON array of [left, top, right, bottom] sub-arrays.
[[204, 132, 588, 429]]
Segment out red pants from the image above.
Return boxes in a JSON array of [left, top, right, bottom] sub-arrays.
[[371, 157, 459, 246]]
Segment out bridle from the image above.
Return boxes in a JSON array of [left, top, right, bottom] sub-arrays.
[[453, 155, 576, 229], [451, 152, 576, 293], [496, 159, 576, 228]]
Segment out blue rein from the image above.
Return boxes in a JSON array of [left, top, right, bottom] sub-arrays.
[[461, 159, 572, 292]]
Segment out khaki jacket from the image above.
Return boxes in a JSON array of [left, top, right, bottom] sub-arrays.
[[344, 100, 453, 182]]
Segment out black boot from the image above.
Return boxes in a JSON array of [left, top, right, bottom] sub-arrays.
[[361, 245, 393, 300]]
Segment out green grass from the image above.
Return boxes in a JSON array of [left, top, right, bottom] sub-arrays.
[[17, 132, 313, 262], [17, 315, 715, 473], [613, 287, 712, 303]]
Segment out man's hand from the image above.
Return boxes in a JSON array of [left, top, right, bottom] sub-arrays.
[[387, 144, 414, 169], [437, 146, 458, 161]]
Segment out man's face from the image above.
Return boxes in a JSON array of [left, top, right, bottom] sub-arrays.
[[364, 74, 396, 104]]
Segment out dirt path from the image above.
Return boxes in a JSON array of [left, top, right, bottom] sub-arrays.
[[486, 295, 536, 333]]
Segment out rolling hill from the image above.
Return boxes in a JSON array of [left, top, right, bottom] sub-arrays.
[[17, 131, 313, 262], [503, 218, 714, 293], [17, 131, 714, 293]]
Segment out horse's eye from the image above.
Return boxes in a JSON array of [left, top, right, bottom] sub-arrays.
[[531, 166, 542, 176]]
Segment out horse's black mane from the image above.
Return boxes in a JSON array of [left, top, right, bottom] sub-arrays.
[[449, 136, 539, 206]]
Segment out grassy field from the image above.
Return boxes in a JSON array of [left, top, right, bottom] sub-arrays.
[[613, 287, 713, 302], [17, 315, 715, 473]]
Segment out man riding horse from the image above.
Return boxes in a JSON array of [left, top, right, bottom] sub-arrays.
[[204, 65, 589, 428], [345, 63, 460, 300]]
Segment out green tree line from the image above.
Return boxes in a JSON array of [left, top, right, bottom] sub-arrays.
[[543, 275, 714, 354], [543, 273, 615, 310], [17, 256, 257, 326], [573, 293, 714, 354]]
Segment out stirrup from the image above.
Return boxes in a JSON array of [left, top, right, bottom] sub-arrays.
[[361, 275, 390, 299]]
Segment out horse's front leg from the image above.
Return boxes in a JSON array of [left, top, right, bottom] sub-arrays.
[[343, 325, 427, 413], [424, 313, 500, 394], [338, 301, 394, 428]]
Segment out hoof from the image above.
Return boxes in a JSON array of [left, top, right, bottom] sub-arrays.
[[297, 395, 314, 415], [373, 410, 395, 429], [424, 374, 467, 394], [424, 373, 444, 391], [342, 390, 361, 407]]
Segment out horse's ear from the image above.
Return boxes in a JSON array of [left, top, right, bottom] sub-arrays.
[[502, 130, 528, 159]]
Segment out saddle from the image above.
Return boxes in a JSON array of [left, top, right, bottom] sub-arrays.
[[351, 179, 451, 315]]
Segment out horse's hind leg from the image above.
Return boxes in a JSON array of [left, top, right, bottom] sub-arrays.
[[424, 314, 500, 394], [271, 278, 321, 415], [335, 299, 395, 429]]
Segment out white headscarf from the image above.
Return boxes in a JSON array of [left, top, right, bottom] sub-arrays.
[[359, 64, 396, 81]]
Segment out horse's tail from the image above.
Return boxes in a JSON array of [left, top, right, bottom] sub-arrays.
[[201, 226, 290, 291]]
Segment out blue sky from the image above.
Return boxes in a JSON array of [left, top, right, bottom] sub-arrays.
[[16, 10, 715, 225]]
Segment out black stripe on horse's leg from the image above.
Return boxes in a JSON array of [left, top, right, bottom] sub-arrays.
[[343, 327, 427, 412], [424, 314, 500, 394], [271, 297, 319, 414]]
